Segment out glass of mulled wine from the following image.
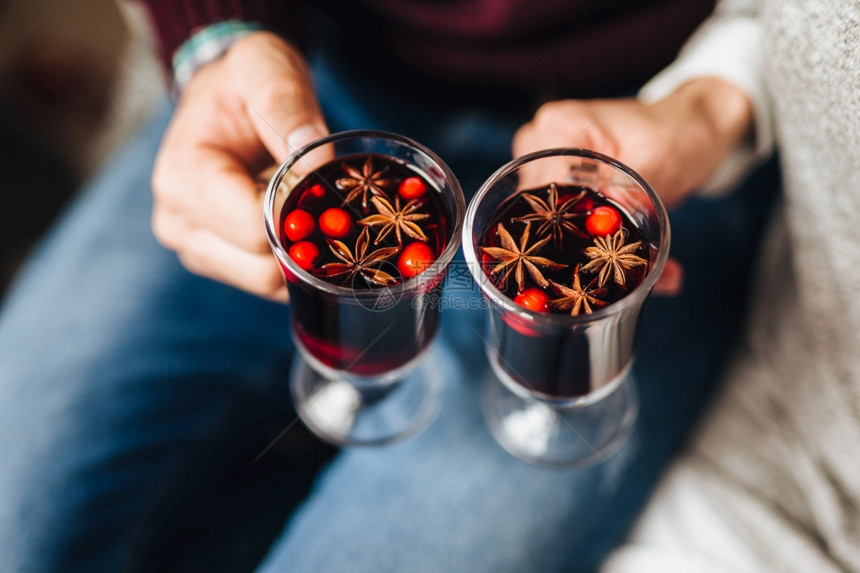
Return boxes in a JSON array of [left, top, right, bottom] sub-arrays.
[[264, 130, 465, 446], [463, 148, 669, 467]]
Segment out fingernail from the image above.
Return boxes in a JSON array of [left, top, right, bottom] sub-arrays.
[[286, 125, 325, 155]]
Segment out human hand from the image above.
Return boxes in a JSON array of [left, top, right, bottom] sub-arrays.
[[152, 32, 328, 301], [513, 77, 753, 295], [513, 77, 752, 208]]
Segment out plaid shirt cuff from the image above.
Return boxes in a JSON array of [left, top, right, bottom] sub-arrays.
[[172, 20, 262, 92]]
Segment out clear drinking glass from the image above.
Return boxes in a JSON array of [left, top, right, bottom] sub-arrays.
[[462, 148, 670, 467], [264, 130, 465, 446]]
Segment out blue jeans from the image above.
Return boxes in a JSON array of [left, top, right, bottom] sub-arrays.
[[0, 50, 779, 572]]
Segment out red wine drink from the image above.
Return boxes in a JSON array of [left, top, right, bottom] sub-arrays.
[[264, 130, 465, 446], [478, 183, 651, 398], [463, 148, 668, 467], [276, 153, 452, 376]]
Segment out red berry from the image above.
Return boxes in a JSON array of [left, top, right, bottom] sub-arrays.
[[585, 206, 622, 236], [288, 241, 320, 271], [514, 288, 550, 312], [398, 177, 427, 200], [398, 242, 435, 279], [319, 207, 353, 238], [300, 184, 325, 205], [283, 209, 316, 242]]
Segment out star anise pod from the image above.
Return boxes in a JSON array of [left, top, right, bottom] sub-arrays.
[[481, 222, 566, 291], [336, 157, 393, 210], [359, 195, 430, 245], [548, 265, 608, 316], [512, 183, 587, 247], [318, 227, 400, 286], [581, 229, 647, 287]]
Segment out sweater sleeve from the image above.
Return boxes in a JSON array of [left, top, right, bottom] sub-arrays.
[[638, 0, 774, 195], [136, 1, 305, 79]]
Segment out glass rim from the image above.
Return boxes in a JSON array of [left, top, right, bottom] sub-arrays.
[[264, 129, 466, 300], [462, 147, 671, 326]]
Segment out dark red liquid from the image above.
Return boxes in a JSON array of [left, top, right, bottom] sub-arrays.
[[479, 184, 652, 399], [278, 153, 451, 376], [479, 184, 649, 303]]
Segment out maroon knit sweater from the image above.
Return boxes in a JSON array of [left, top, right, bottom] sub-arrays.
[[139, 0, 714, 107]]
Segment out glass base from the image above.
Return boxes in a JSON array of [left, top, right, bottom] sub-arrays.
[[290, 345, 444, 447], [482, 367, 638, 468]]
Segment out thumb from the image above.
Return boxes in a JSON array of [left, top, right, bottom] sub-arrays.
[[246, 81, 328, 165], [235, 35, 328, 164]]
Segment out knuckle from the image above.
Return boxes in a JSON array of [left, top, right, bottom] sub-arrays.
[[150, 171, 169, 204], [150, 211, 176, 249], [533, 101, 565, 124], [150, 158, 179, 206], [534, 100, 588, 130], [151, 210, 189, 253]]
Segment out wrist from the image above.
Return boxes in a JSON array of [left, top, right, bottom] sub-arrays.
[[635, 77, 753, 203], [650, 77, 754, 193], [683, 77, 753, 154], [172, 20, 262, 93]]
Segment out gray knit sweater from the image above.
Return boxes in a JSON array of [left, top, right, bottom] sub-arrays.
[[605, 1, 860, 571]]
